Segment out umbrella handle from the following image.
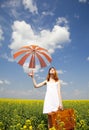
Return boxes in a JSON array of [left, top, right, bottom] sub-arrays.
[[28, 70, 34, 78]]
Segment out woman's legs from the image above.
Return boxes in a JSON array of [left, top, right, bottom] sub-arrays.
[[48, 113, 52, 129]]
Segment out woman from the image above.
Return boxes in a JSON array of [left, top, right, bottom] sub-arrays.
[[28, 67, 63, 127]]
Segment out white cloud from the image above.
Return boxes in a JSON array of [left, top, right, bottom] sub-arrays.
[[9, 21, 37, 50], [0, 27, 4, 41], [0, 80, 11, 85], [42, 11, 54, 16], [74, 14, 80, 19], [57, 70, 64, 74], [22, 0, 38, 14], [71, 88, 89, 99], [1, 0, 20, 8], [0, 88, 45, 99], [56, 17, 69, 26], [9, 20, 70, 52], [87, 56, 89, 61], [62, 88, 89, 99], [60, 80, 68, 86], [0, 80, 3, 84], [79, 0, 88, 3], [23, 63, 38, 73], [0, 53, 14, 62], [23, 63, 45, 75], [4, 80, 11, 85], [73, 89, 82, 97]]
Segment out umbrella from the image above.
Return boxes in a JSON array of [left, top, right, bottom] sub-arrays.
[[13, 45, 52, 69]]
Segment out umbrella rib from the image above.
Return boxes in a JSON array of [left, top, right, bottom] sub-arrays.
[[36, 53, 47, 68], [29, 54, 35, 68], [20, 46, 32, 50], [18, 53, 31, 66], [13, 50, 31, 59], [37, 47, 48, 52], [38, 51, 52, 62]]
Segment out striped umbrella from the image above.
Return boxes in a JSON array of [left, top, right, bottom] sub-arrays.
[[13, 45, 52, 68]]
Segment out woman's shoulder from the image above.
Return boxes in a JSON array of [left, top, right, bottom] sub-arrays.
[[57, 79, 61, 84], [57, 79, 60, 83], [46, 80, 60, 84], [43, 80, 47, 85]]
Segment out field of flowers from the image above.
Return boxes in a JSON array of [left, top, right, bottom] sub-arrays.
[[0, 99, 89, 130]]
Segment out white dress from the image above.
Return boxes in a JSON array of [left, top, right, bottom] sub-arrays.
[[43, 81, 60, 114]]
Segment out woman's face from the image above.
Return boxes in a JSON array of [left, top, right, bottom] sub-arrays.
[[49, 68, 56, 75]]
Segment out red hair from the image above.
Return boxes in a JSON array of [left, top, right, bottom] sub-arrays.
[[46, 67, 59, 81]]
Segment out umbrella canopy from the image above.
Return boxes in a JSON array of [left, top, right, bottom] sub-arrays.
[[13, 45, 52, 68]]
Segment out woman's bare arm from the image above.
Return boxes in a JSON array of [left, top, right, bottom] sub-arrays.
[[28, 72, 47, 88], [32, 77, 46, 88], [57, 80, 63, 109]]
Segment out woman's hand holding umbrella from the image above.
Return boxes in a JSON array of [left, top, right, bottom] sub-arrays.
[[28, 71, 34, 78]]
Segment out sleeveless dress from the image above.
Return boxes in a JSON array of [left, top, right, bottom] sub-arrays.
[[43, 81, 60, 114]]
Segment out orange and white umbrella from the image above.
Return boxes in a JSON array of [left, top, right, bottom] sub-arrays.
[[13, 45, 52, 68]]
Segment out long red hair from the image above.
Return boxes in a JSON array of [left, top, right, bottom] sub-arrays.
[[46, 67, 59, 81]]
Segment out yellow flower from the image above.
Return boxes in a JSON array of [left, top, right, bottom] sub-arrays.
[[29, 125, 32, 130], [23, 125, 27, 129], [49, 127, 56, 130]]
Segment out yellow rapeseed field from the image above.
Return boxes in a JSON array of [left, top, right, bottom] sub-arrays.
[[0, 98, 89, 130]]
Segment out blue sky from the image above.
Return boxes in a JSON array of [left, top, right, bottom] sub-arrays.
[[0, 0, 89, 100]]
